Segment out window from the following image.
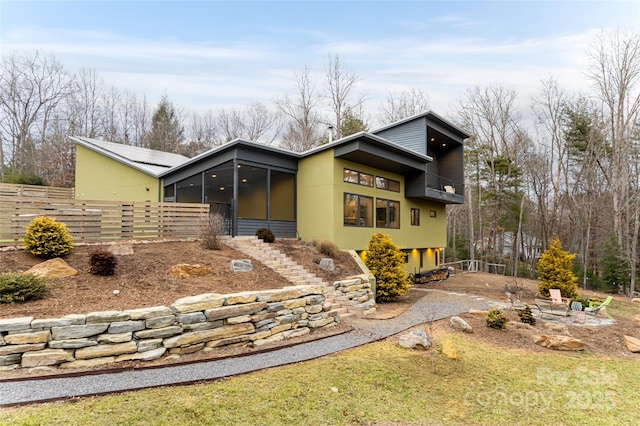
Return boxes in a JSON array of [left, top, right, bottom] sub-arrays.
[[344, 193, 373, 226], [375, 176, 400, 192], [176, 175, 202, 203], [270, 170, 295, 221], [411, 208, 420, 226], [376, 199, 400, 228], [238, 166, 267, 220], [429, 210, 437, 218], [344, 168, 373, 187]]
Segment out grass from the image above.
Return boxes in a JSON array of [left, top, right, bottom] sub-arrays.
[[4, 332, 640, 425]]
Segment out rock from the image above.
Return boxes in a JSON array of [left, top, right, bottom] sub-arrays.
[[51, 323, 109, 340], [230, 259, 253, 272], [398, 329, 432, 349], [0, 343, 46, 356], [170, 263, 212, 278], [75, 341, 138, 360], [319, 258, 335, 271], [97, 332, 132, 344], [60, 357, 117, 369], [623, 335, 640, 353], [125, 306, 174, 320], [532, 335, 585, 351], [108, 321, 145, 334], [171, 293, 225, 313], [0, 354, 21, 367], [21, 349, 74, 368], [450, 316, 473, 333], [108, 240, 134, 256], [3, 330, 50, 345], [506, 322, 534, 330], [0, 317, 33, 332], [25, 258, 78, 278], [632, 298, 640, 303], [468, 309, 489, 316], [204, 302, 268, 321], [162, 323, 255, 348], [86, 311, 131, 324], [116, 347, 166, 362], [442, 340, 459, 359]]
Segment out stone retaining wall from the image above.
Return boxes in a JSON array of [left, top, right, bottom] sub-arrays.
[[333, 277, 376, 316], [0, 285, 337, 371]]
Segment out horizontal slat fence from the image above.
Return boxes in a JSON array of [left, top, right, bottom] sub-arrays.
[[0, 197, 209, 246], [0, 183, 74, 199]]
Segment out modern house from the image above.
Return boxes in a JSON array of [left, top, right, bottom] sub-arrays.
[[72, 111, 469, 274]]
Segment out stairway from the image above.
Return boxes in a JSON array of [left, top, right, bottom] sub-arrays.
[[222, 236, 358, 319]]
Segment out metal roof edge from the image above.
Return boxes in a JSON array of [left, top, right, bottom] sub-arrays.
[[70, 136, 165, 178]]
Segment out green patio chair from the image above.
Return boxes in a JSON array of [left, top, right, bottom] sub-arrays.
[[584, 295, 613, 321]]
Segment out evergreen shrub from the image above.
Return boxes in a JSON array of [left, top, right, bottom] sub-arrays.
[[535, 237, 578, 299], [256, 228, 275, 243], [0, 273, 49, 303], [23, 216, 74, 259], [365, 233, 410, 302], [486, 307, 508, 329]]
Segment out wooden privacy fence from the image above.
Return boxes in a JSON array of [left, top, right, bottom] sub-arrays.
[[0, 196, 209, 246], [0, 183, 74, 199]]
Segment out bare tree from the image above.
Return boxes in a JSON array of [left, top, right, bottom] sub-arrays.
[[275, 67, 323, 152], [324, 54, 364, 139], [378, 88, 430, 125], [0, 51, 75, 176], [587, 29, 640, 293]]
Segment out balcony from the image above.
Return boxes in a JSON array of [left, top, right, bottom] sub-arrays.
[[406, 172, 464, 204]]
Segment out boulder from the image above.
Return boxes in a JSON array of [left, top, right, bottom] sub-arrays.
[[450, 316, 473, 333], [25, 258, 77, 278], [532, 335, 585, 351], [398, 329, 432, 349], [107, 240, 134, 256], [623, 335, 640, 353], [318, 258, 335, 271], [230, 259, 253, 272], [170, 264, 212, 278]]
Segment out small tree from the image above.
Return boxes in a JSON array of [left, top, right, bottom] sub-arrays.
[[600, 233, 630, 293], [535, 237, 578, 298], [365, 233, 409, 302]]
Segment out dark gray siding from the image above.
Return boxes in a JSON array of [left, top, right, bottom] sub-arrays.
[[237, 219, 297, 238], [373, 118, 426, 155]]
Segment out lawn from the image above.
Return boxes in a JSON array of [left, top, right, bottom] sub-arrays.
[[4, 332, 640, 426]]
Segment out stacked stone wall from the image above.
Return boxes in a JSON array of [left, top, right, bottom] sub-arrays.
[[333, 276, 376, 316], [0, 285, 336, 371]]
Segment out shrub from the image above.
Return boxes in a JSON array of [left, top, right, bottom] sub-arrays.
[[365, 233, 410, 302], [515, 305, 536, 325], [200, 213, 225, 250], [535, 237, 578, 299], [0, 273, 49, 303], [256, 228, 275, 243], [89, 249, 118, 276], [486, 307, 508, 329], [315, 240, 341, 258], [23, 216, 74, 259]]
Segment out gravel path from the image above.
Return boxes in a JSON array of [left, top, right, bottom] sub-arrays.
[[0, 290, 495, 406]]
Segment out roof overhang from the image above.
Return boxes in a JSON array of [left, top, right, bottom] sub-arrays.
[[305, 132, 431, 175]]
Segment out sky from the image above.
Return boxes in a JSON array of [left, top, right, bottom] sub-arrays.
[[1, 0, 639, 126]]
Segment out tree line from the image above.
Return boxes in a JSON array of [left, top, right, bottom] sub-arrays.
[[1, 29, 639, 292], [0, 53, 426, 186]]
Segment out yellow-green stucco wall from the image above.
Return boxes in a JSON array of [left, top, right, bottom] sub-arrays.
[[297, 150, 447, 273], [75, 145, 161, 201]]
